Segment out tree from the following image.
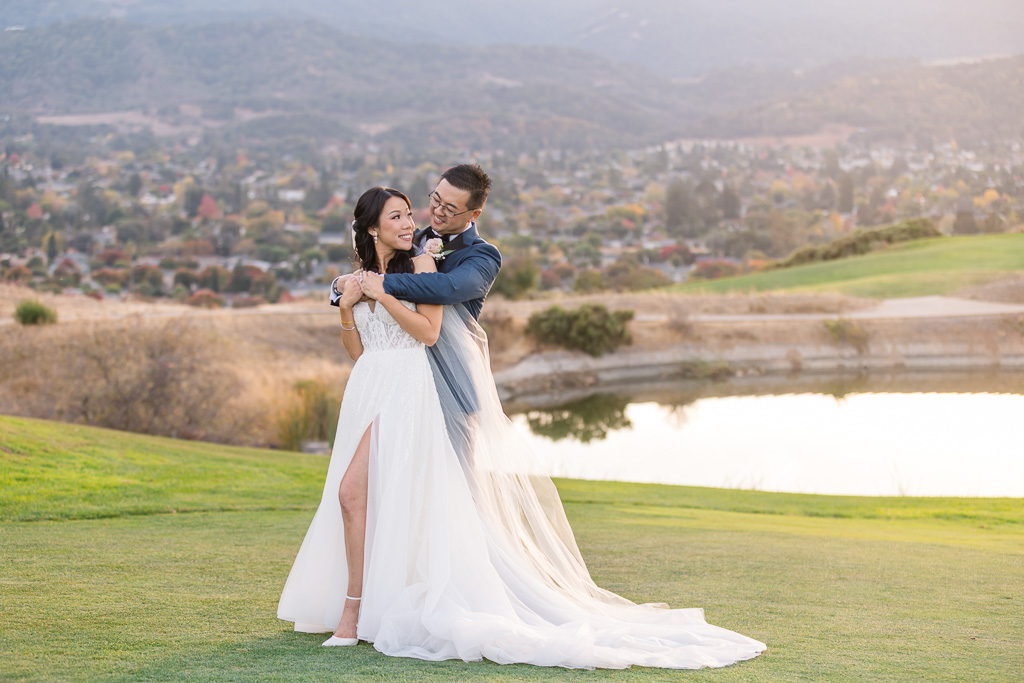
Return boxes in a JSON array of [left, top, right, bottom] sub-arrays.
[[184, 184, 205, 219], [982, 212, 1005, 234], [322, 212, 348, 233], [605, 262, 671, 291], [228, 261, 253, 293], [837, 172, 854, 214], [491, 255, 539, 300], [823, 148, 841, 180], [173, 268, 200, 289], [127, 173, 143, 198], [953, 210, 978, 234], [573, 269, 606, 293], [694, 178, 721, 228], [664, 178, 698, 237], [719, 185, 741, 220], [197, 194, 219, 221], [45, 232, 58, 264], [198, 266, 230, 293]]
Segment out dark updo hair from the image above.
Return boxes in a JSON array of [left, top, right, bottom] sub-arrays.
[[351, 186, 415, 275]]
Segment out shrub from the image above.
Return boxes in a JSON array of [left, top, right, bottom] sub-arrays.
[[69, 321, 241, 440], [14, 299, 57, 325], [275, 379, 341, 451], [605, 263, 672, 291], [4, 265, 33, 284], [186, 289, 225, 308], [526, 303, 634, 357], [91, 268, 126, 287], [231, 295, 266, 308], [573, 269, 606, 293], [173, 268, 200, 289], [690, 259, 741, 281], [824, 318, 869, 353], [130, 265, 165, 294], [773, 218, 942, 270]]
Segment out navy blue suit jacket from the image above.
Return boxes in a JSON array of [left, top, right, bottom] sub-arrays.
[[382, 224, 500, 320]]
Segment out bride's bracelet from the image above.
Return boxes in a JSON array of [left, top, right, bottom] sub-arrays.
[[340, 320, 356, 331]]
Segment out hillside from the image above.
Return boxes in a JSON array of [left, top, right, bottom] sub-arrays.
[[0, 19, 694, 152], [2, 0, 1022, 78], [687, 55, 1024, 144], [673, 234, 1024, 297], [2, 18, 1022, 151]]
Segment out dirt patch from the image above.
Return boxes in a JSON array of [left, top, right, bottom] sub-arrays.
[[954, 274, 1024, 304]]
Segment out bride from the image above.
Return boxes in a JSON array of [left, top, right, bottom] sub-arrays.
[[277, 185, 766, 669]]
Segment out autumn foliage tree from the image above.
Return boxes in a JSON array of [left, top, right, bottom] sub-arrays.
[[197, 194, 220, 220]]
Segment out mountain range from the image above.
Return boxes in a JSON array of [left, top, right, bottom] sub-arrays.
[[3, 0, 1023, 78], [1, 17, 1022, 152]]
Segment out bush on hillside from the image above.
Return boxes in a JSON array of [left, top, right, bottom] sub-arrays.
[[14, 300, 57, 325], [773, 218, 942, 270], [526, 303, 634, 357]]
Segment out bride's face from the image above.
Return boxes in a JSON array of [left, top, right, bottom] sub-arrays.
[[373, 196, 416, 252]]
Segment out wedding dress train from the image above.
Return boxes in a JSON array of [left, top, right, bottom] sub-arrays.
[[277, 300, 765, 669]]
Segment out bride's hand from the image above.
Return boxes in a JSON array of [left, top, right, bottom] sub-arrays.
[[339, 271, 364, 307], [359, 271, 385, 300]]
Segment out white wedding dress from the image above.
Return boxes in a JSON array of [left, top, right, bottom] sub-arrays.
[[277, 300, 766, 669]]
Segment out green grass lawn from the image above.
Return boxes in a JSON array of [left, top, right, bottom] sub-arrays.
[[672, 233, 1024, 298], [2, 415, 1022, 681]]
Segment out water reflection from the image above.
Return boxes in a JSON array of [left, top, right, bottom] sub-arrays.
[[506, 371, 1024, 497], [525, 394, 632, 443]]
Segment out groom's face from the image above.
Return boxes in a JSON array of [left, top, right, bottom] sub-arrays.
[[428, 179, 481, 236]]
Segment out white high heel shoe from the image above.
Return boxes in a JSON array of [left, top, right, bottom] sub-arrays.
[[322, 595, 361, 647]]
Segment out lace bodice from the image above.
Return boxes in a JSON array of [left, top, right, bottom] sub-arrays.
[[353, 300, 422, 352]]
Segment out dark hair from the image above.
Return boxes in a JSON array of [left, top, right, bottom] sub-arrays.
[[440, 164, 491, 210], [351, 186, 415, 275]]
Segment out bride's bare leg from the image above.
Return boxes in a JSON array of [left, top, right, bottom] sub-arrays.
[[334, 423, 372, 638]]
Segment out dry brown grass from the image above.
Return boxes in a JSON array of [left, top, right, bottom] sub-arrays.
[[0, 283, 194, 321], [0, 293, 353, 446], [484, 290, 873, 318]]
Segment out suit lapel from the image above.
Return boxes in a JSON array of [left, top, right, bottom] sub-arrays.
[[445, 224, 478, 254]]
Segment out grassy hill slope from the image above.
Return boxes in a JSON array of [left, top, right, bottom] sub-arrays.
[[2, 415, 1022, 681], [673, 233, 1024, 297]]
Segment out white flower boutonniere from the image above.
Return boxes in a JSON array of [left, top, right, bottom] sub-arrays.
[[424, 237, 453, 261]]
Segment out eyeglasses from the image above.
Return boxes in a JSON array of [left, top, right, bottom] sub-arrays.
[[428, 191, 474, 219]]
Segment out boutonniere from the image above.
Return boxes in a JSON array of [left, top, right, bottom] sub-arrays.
[[424, 237, 454, 261]]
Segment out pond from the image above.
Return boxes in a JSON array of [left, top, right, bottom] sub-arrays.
[[505, 371, 1024, 498]]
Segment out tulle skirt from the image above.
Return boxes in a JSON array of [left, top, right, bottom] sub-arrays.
[[278, 318, 766, 669]]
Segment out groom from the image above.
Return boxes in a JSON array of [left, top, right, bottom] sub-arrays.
[[372, 163, 499, 321], [333, 164, 501, 459]]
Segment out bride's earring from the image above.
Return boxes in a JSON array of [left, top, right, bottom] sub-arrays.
[[371, 232, 378, 244]]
